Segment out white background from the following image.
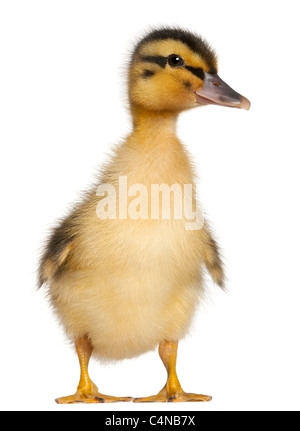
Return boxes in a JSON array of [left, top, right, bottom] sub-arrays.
[[1, 0, 299, 411]]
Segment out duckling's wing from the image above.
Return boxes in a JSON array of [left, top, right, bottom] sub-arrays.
[[201, 221, 225, 289], [38, 212, 78, 288]]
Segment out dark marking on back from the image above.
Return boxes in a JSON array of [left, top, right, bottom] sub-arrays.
[[38, 213, 77, 287], [142, 69, 155, 78], [43, 216, 76, 261]]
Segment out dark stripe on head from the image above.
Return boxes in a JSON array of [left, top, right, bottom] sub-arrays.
[[133, 27, 218, 74], [185, 66, 205, 80], [140, 55, 167, 68]]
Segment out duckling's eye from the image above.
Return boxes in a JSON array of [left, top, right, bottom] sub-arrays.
[[168, 54, 185, 68]]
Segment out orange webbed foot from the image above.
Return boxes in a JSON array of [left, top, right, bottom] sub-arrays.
[[133, 386, 212, 403], [56, 382, 132, 404], [56, 391, 132, 404]]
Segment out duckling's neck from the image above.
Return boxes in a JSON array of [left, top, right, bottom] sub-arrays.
[[126, 106, 193, 184], [130, 106, 178, 146]]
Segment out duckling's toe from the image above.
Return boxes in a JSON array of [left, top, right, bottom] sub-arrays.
[[167, 391, 212, 402], [95, 394, 133, 403], [55, 393, 103, 404]]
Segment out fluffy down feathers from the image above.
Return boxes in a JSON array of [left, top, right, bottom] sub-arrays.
[[38, 28, 225, 361]]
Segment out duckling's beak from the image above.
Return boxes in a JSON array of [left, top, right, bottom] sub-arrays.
[[195, 71, 250, 110]]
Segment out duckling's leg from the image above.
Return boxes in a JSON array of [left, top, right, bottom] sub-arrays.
[[133, 340, 212, 402], [55, 336, 132, 404]]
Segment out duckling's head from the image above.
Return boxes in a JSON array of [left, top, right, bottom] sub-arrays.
[[129, 27, 250, 113]]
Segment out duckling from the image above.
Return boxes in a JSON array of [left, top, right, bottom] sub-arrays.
[[39, 27, 250, 404]]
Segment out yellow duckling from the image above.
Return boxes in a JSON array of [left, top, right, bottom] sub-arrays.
[[39, 27, 250, 403]]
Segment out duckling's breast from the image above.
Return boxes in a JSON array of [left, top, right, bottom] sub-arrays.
[[49, 136, 205, 360]]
